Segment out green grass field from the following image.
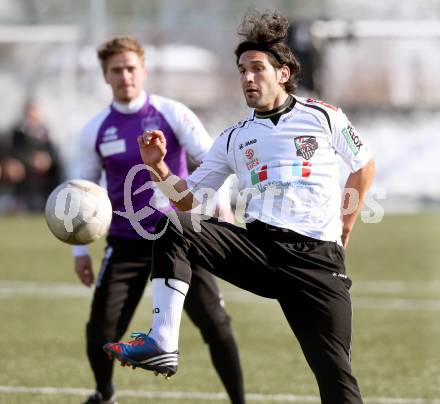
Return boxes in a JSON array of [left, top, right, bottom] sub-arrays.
[[0, 213, 439, 403]]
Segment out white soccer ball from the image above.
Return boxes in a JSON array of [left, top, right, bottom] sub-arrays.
[[45, 179, 113, 245]]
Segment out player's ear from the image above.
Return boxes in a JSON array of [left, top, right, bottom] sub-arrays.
[[279, 65, 291, 85], [103, 68, 110, 85], [101, 61, 110, 83]]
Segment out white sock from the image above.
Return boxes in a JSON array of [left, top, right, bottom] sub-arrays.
[[149, 278, 189, 352]]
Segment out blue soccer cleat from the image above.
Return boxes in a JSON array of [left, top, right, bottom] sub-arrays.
[[103, 332, 178, 378]]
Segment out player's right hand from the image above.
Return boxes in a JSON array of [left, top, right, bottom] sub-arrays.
[[137, 129, 167, 167], [74, 255, 94, 287]]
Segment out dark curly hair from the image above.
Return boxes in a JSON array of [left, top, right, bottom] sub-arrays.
[[235, 10, 301, 94]]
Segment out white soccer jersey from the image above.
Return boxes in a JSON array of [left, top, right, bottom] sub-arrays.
[[187, 96, 372, 243]]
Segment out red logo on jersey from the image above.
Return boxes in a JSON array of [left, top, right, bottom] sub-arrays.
[[251, 165, 268, 185], [292, 161, 312, 177], [244, 148, 255, 159], [306, 98, 338, 111]]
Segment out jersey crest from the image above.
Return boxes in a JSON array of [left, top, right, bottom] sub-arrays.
[[141, 116, 161, 131], [294, 136, 318, 160]]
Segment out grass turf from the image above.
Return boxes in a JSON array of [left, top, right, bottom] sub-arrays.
[[0, 212, 439, 403]]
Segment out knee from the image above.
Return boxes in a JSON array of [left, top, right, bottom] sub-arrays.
[[202, 321, 234, 344], [86, 323, 102, 346], [154, 214, 187, 245], [191, 304, 234, 343], [155, 212, 205, 241], [86, 321, 104, 344], [309, 352, 353, 384], [153, 213, 200, 257]]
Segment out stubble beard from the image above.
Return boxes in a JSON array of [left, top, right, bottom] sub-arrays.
[[244, 92, 260, 109], [116, 86, 137, 103]]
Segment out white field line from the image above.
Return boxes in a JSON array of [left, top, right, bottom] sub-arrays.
[[0, 385, 439, 403], [1, 280, 440, 311], [0, 281, 91, 298]]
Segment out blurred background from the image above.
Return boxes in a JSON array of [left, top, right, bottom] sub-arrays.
[[1, 2, 440, 403], [0, 0, 439, 213]]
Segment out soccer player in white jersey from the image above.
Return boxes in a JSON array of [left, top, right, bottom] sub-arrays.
[[74, 36, 245, 404], [104, 12, 375, 404]]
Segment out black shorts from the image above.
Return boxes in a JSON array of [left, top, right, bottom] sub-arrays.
[[152, 214, 349, 300]]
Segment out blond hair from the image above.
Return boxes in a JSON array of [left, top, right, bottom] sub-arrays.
[[97, 36, 145, 73]]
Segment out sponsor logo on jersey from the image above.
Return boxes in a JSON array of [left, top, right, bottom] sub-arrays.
[[342, 124, 362, 155], [294, 136, 318, 160], [239, 138, 257, 149], [292, 161, 312, 177], [250, 165, 268, 185], [103, 126, 118, 141], [244, 148, 255, 159], [256, 179, 313, 193], [141, 116, 161, 131], [246, 157, 260, 170], [241, 141, 260, 170], [99, 139, 126, 157]]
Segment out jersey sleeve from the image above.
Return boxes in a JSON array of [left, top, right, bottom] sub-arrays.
[[72, 112, 108, 257], [79, 126, 102, 184], [332, 108, 372, 172], [150, 95, 212, 163], [186, 133, 233, 194], [77, 110, 108, 183]]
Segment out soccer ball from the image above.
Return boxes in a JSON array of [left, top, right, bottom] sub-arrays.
[[45, 179, 113, 245]]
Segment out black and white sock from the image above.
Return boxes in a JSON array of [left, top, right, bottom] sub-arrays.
[[149, 278, 189, 352]]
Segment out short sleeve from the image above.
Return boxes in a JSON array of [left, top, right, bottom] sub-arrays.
[[332, 108, 372, 172]]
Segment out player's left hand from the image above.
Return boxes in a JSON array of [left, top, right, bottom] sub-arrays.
[[137, 129, 167, 167], [74, 255, 94, 287]]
